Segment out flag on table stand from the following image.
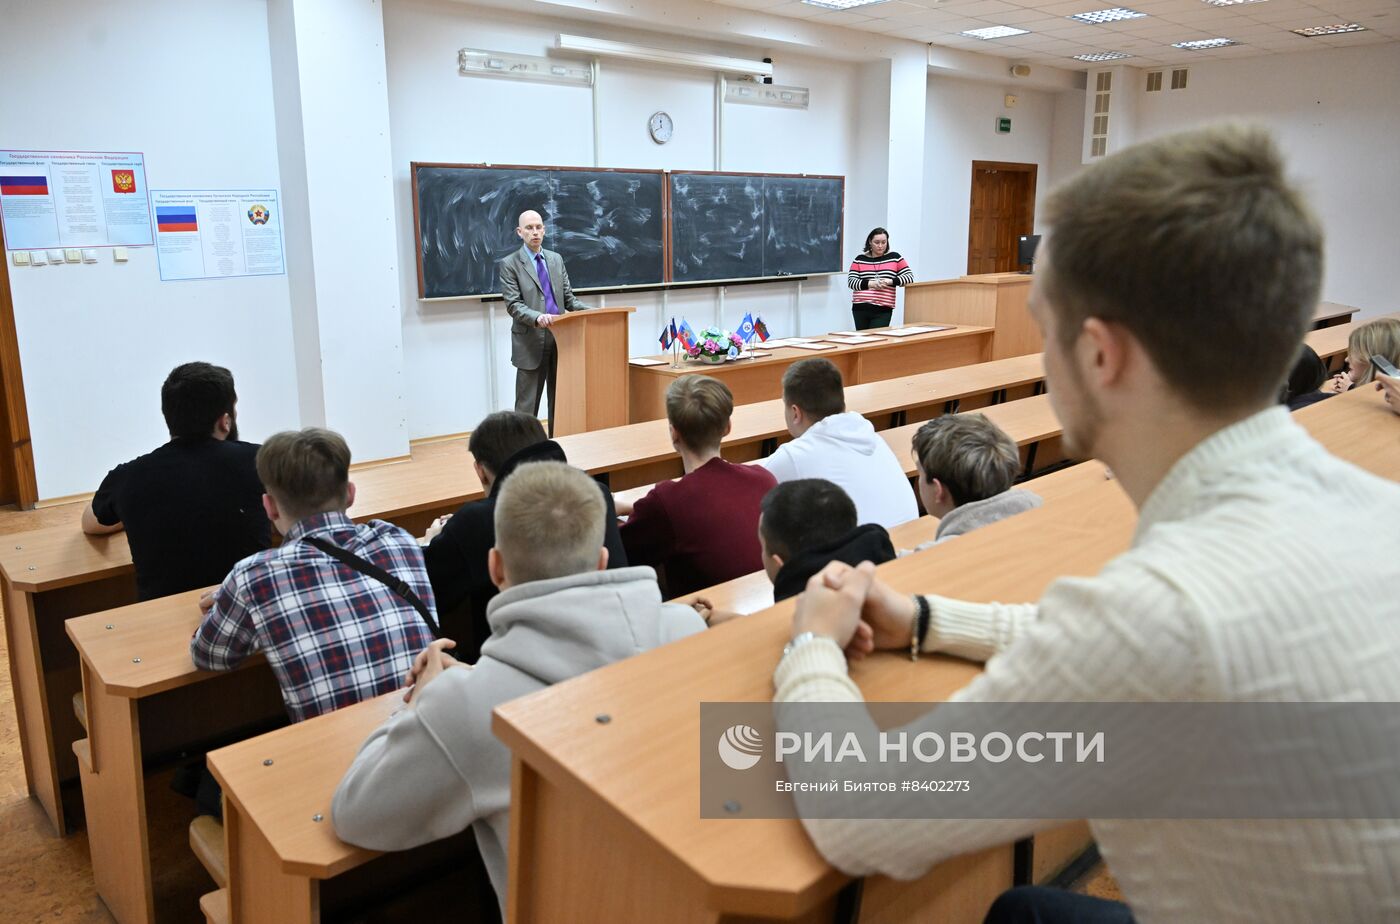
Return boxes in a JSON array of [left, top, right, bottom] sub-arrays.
[[738, 312, 756, 343], [678, 320, 697, 353], [659, 319, 674, 351], [753, 316, 771, 343]]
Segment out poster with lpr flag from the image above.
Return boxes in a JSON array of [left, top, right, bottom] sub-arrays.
[[0, 149, 152, 249]]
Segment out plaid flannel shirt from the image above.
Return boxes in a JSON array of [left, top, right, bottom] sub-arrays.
[[191, 512, 437, 722]]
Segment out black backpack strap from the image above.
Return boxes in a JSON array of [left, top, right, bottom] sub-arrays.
[[303, 536, 442, 638]]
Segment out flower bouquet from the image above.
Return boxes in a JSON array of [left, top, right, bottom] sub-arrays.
[[686, 326, 745, 364]]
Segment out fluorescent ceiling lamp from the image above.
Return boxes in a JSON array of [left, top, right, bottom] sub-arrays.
[[1201, 0, 1268, 5], [1172, 37, 1238, 48], [1072, 51, 1133, 61], [1292, 22, 1367, 35], [1069, 8, 1147, 23], [459, 49, 593, 85], [802, 0, 892, 8], [962, 25, 1031, 39], [725, 81, 810, 109], [556, 34, 773, 76]]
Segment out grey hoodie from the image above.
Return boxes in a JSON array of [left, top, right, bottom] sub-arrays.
[[908, 488, 1044, 553], [331, 566, 705, 914]]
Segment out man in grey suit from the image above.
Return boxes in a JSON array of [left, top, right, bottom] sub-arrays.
[[498, 209, 590, 435]]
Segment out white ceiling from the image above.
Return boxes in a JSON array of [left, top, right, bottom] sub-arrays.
[[712, 0, 1400, 69]]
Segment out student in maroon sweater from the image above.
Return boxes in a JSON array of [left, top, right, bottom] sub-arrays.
[[617, 375, 777, 598]]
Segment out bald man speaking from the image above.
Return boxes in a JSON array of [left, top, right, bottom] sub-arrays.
[[498, 209, 591, 434]]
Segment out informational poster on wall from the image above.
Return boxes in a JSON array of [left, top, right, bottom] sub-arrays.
[[151, 189, 285, 281], [0, 149, 153, 250]]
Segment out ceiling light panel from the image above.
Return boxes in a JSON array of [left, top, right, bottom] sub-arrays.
[[1200, 0, 1269, 5], [801, 0, 893, 10], [1292, 23, 1368, 36], [1172, 37, 1238, 48], [962, 25, 1031, 39], [1072, 51, 1133, 61], [1069, 8, 1147, 24]]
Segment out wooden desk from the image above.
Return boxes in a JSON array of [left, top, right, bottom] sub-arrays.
[[67, 591, 286, 924], [0, 352, 1047, 836], [903, 274, 1036, 360], [491, 481, 1136, 923], [1293, 384, 1400, 482], [628, 324, 994, 423], [1312, 302, 1359, 329]]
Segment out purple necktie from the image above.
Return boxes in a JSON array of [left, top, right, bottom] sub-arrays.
[[535, 253, 561, 315]]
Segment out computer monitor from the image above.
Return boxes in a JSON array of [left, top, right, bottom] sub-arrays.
[[1017, 234, 1041, 273]]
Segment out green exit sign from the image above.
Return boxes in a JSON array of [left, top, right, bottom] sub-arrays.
[[996, 117, 1012, 134]]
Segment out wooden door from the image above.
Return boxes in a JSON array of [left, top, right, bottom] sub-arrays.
[[0, 225, 38, 507], [967, 161, 1037, 275]]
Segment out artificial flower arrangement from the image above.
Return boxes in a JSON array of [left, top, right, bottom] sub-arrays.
[[686, 326, 746, 364]]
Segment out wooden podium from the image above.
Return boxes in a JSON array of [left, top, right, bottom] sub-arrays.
[[549, 306, 635, 437], [904, 274, 1038, 360]]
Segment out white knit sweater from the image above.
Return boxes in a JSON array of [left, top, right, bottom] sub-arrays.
[[774, 407, 1400, 922]]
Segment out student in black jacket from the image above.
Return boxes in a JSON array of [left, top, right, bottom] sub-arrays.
[[758, 479, 895, 603], [421, 411, 627, 661]]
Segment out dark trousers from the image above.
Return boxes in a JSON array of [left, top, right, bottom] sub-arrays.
[[852, 304, 893, 331], [984, 887, 1135, 924], [513, 335, 558, 436]]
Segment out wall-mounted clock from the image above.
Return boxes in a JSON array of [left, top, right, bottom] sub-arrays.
[[649, 111, 674, 145]]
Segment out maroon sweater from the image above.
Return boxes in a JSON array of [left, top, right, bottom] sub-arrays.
[[619, 457, 777, 598]]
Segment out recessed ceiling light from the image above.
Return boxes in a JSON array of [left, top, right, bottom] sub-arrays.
[[1072, 51, 1133, 61], [1069, 8, 1147, 24], [1172, 37, 1238, 49], [801, 0, 893, 9], [962, 25, 1031, 39], [1292, 22, 1368, 35], [1201, 0, 1268, 6]]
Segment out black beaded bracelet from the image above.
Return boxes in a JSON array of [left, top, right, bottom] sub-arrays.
[[910, 595, 932, 661]]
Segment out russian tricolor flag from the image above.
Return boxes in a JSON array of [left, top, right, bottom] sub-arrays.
[[156, 206, 198, 233], [0, 175, 49, 196]]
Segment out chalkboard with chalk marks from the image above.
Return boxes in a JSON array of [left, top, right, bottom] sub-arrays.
[[410, 163, 845, 298], [668, 172, 844, 284], [412, 163, 667, 299]]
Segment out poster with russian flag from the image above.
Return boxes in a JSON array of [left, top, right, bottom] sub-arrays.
[[152, 189, 285, 282], [0, 149, 152, 250]]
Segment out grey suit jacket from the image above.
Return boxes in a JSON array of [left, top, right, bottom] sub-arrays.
[[498, 245, 588, 370]]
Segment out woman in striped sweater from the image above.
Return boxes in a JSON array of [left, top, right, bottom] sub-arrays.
[[847, 227, 914, 331]]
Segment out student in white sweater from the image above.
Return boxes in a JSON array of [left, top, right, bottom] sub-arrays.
[[773, 124, 1400, 923], [759, 357, 918, 529], [332, 462, 705, 916]]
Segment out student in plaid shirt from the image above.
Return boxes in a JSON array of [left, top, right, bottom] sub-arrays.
[[191, 427, 437, 722]]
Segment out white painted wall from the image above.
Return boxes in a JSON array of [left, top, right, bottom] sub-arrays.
[[383, 0, 866, 440], [1048, 87, 1088, 193], [1131, 44, 1400, 319], [0, 0, 299, 499], [921, 75, 1060, 282]]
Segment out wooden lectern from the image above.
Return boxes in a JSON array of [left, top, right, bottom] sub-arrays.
[[903, 274, 1039, 360], [549, 306, 635, 437]]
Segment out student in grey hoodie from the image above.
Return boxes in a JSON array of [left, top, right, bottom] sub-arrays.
[[758, 358, 918, 529], [331, 461, 706, 915], [907, 413, 1042, 552]]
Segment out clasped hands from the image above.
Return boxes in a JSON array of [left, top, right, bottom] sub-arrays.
[[403, 639, 471, 703], [789, 560, 918, 661]]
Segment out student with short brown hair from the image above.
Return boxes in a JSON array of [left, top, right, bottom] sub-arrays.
[[759, 358, 917, 529], [619, 375, 776, 597], [909, 414, 1041, 545], [191, 427, 436, 723]]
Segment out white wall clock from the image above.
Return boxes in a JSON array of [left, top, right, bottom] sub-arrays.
[[648, 111, 674, 145]]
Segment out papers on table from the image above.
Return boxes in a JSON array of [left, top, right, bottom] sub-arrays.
[[786, 341, 837, 351], [823, 335, 885, 345], [882, 325, 953, 337], [629, 357, 668, 367]]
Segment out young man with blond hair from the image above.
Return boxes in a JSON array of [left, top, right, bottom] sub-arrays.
[[774, 125, 1400, 921], [334, 461, 705, 915], [618, 374, 776, 597], [191, 427, 436, 722], [908, 413, 1041, 548]]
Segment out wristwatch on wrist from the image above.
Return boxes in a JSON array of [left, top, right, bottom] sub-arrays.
[[782, 631, 827, 659]]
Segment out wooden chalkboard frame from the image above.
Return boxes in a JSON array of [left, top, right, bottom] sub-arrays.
[[410, 163, 845, 300]]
